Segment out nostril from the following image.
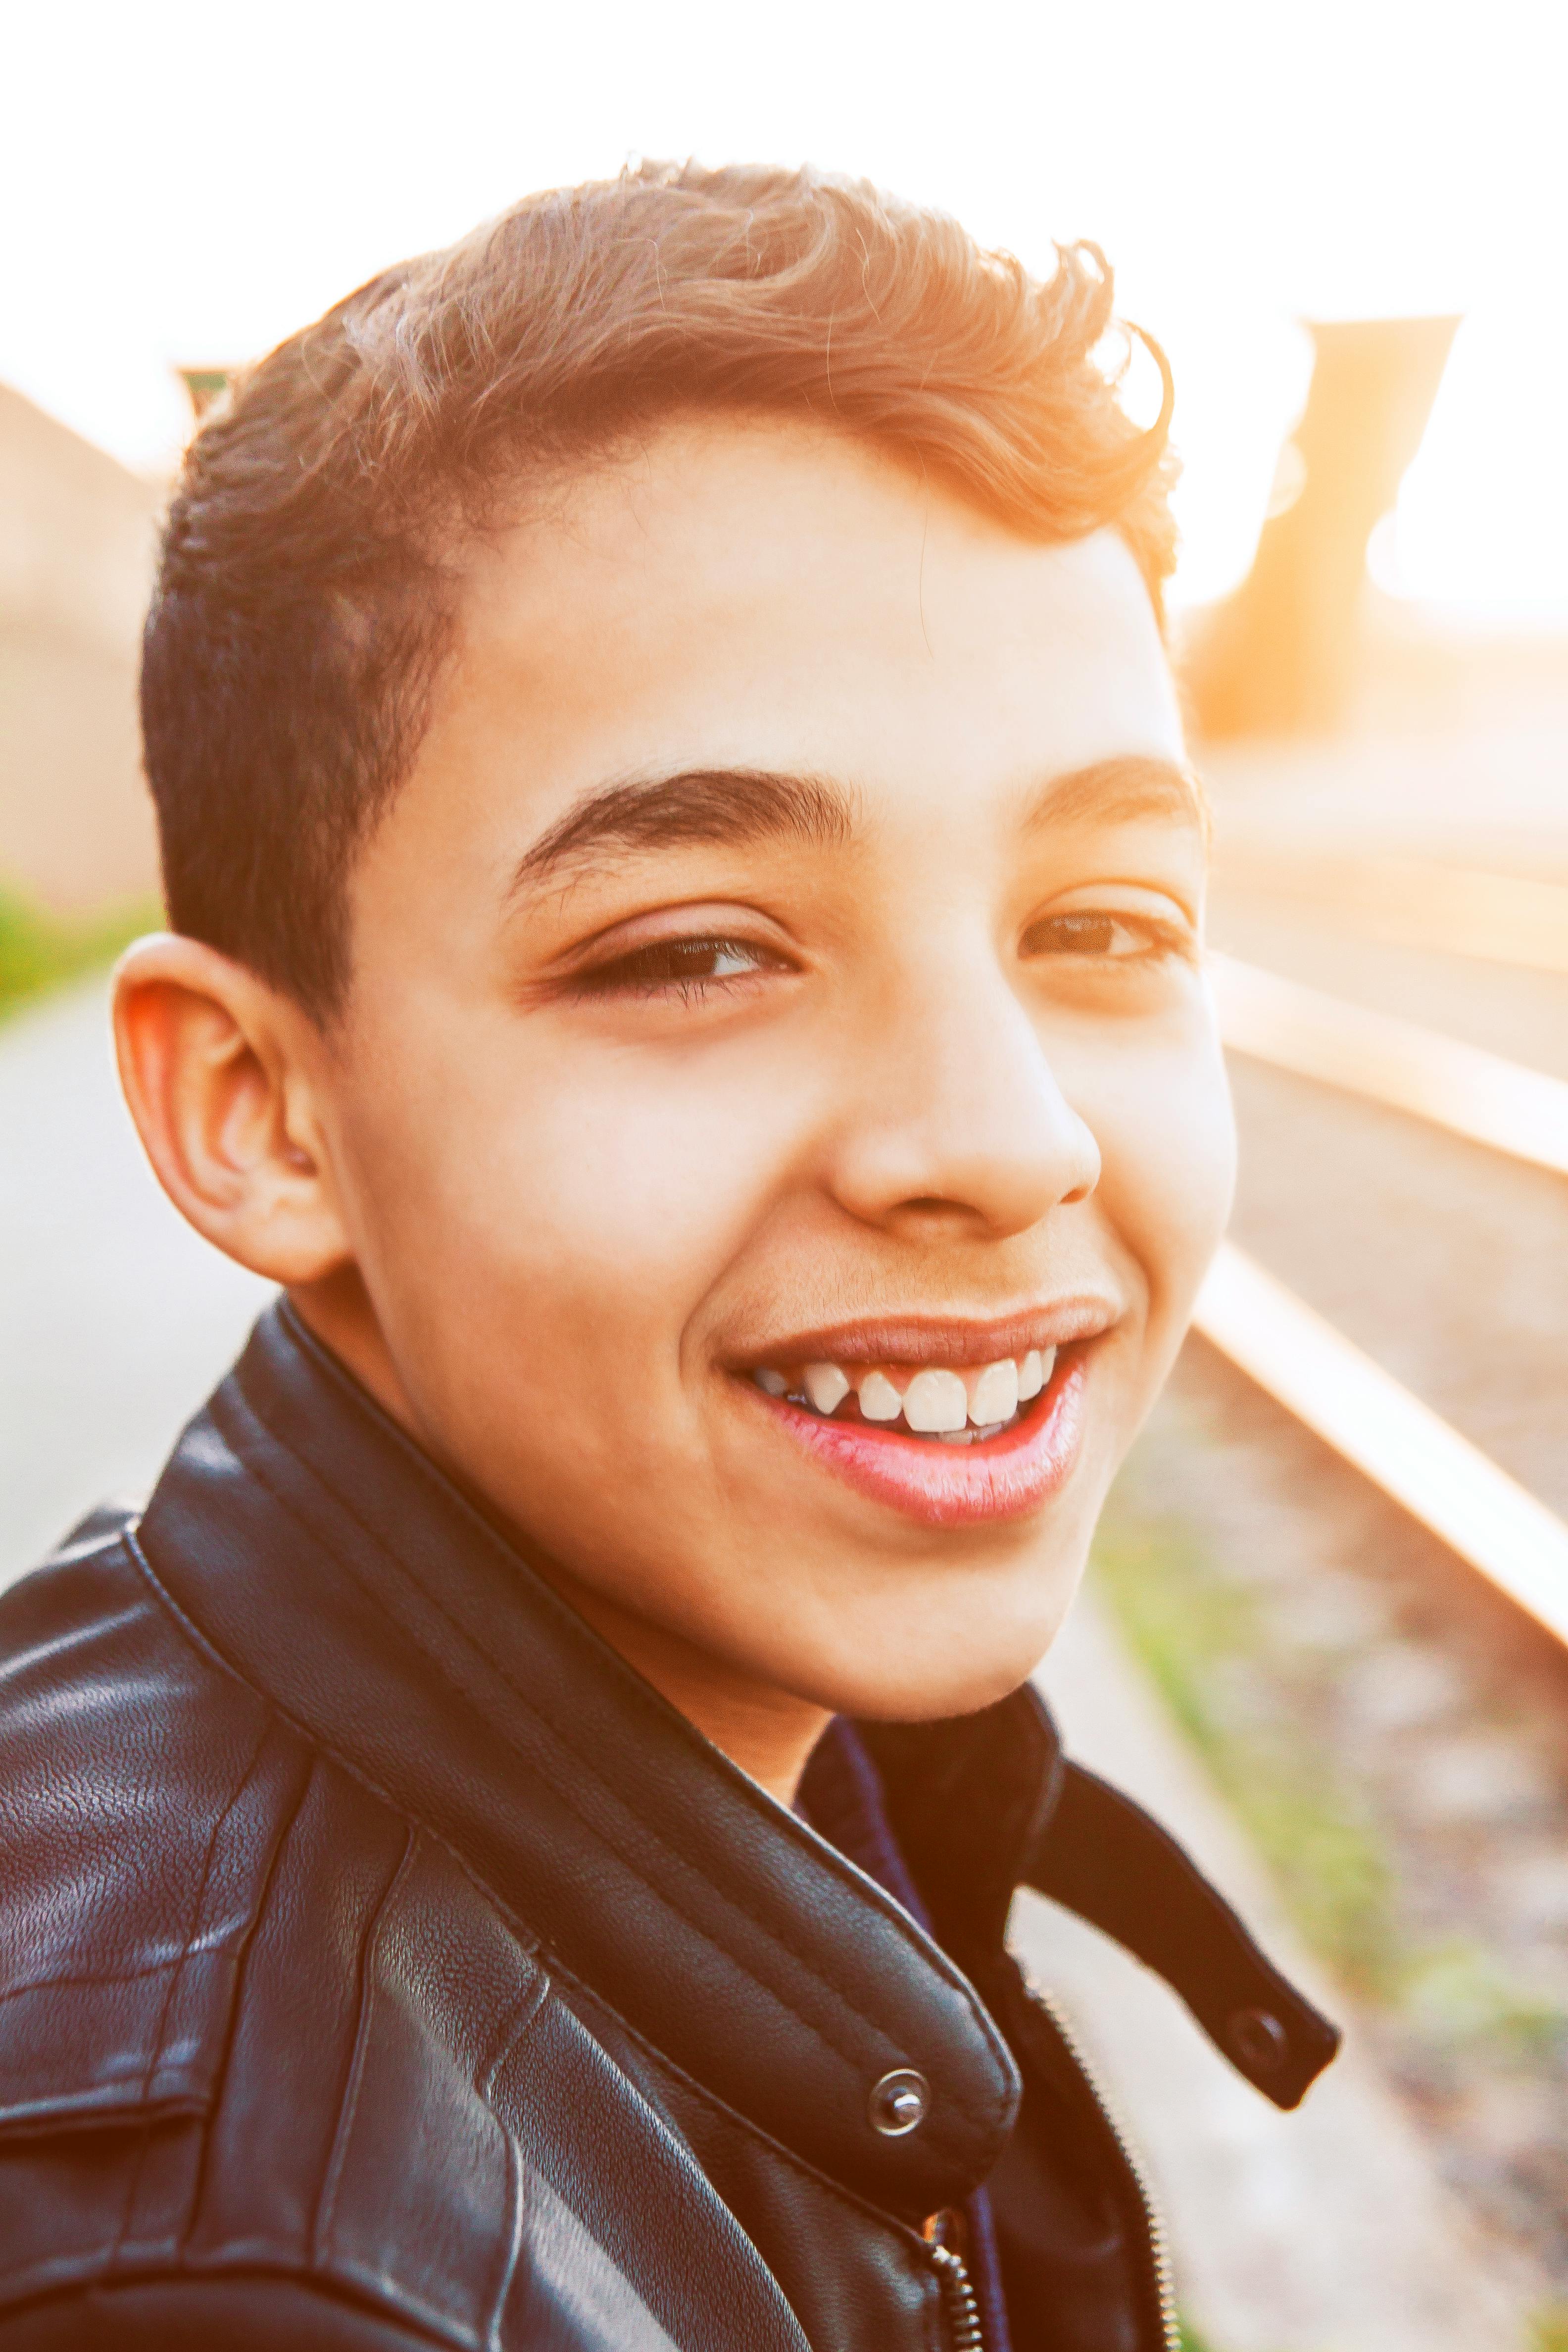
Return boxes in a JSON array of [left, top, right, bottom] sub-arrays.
[[894, 1195, 985, 1224], [1060, 1160, 1100, 1207]]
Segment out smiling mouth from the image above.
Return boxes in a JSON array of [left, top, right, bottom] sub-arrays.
[[750, 1348, 1055, 1444], [739, 1330, 1092, 1526]]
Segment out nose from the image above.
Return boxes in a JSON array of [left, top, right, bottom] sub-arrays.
[[821, 948, 1101, 1240]]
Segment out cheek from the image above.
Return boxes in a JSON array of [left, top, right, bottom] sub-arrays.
[[1081, 1027, 1237, 1336], [335, 1011, 811, 1396]]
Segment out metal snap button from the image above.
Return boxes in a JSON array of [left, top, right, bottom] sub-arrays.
[[869, 2067, 930, 2136], [1227, 2006, 1289, 2077]]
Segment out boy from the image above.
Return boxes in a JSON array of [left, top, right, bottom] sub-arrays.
[[0, 162, 1336, 2348]]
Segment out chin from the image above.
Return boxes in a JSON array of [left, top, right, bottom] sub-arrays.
[[805, 1609, 1072, 1726]]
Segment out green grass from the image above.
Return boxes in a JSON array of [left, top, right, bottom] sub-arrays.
[[1177, 2302, 1568, 2352], [1090, 1512, 1399, 1997], [0, 885, 158, 1026], [1089, 1493, 1568, 2070], [1091, 1491, 1568, 2352], [1403, 1942, 1568, 2061]]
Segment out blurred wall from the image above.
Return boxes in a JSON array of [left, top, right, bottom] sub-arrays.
[[0, 385, 162, 911]]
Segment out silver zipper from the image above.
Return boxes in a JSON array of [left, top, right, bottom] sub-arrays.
[[928, 2238, 985, 2351], [1024, 1976, 1181, 2352]]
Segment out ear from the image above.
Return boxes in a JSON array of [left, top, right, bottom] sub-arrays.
[[113, 934, 353, 1286]]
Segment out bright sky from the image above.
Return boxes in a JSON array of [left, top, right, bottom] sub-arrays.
[[7, 0, 1566, 617]]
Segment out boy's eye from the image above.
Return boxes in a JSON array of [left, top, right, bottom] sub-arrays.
[[572, 935, 788, 997], [1020, 908, 1182, 961]]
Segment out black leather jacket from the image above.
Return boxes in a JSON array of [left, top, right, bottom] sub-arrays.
[[0, 1305, 1336, 2349]]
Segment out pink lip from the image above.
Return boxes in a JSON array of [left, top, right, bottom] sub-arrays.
[[735, 1299, 1114, 1370], [747, 1349, 1088, 1527]]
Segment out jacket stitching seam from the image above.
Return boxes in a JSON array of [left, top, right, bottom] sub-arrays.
[[475, 1971, 551, 2345], [181, 1740, 318, 2261], [84, 1535, 584, 2325], [556, 1969, 960, 2352], [477, 1970, 551, 2103], [550, 1961, 962, 2245], [0, 1955, 230, 2007], [0, 2264, 462, 2345], [122, 1525, 565, 2019], [312, 1824, 419, 2268], [104, 1714, 272, 2277]]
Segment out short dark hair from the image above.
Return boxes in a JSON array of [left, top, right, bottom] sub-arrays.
[[142, 160, 1177, 1017]]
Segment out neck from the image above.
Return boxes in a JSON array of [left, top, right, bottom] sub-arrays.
[[545, 1578, 833, 1810]]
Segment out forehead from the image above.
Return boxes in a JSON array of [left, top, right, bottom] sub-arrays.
[[426, 419, 1185, 834]]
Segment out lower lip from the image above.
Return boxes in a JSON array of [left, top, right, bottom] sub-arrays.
[[747, 1351, 1089, 1528]]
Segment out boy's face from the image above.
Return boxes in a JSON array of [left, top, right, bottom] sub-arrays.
[[311, 420, 1233, 1724]]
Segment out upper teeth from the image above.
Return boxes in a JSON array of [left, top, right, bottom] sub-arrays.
[[803, 1362, 851, 1414], [858, 1371, 903, 1422], [753, 1348, 1055, 1435], [969, 1359, 1019, 1423], [901, 1369, 968, 1433]]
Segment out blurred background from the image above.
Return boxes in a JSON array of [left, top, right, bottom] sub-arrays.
[[2, 3, 1567, 2346]]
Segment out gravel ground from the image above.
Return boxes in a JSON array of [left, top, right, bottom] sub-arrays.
[[1098, 1343, 1568, 2310], [1215, 1049, 1568, 1523], [1093, 836, 1568, 2318]]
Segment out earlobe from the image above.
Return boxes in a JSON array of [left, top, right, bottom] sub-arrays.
[[112, 933, 353, 1285]]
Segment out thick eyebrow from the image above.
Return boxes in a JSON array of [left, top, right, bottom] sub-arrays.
[[506, 750, 1205, 901], [506, 767, 855, 898], [1021, 754, 1209, 839]]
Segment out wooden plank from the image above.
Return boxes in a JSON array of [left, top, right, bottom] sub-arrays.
[[1213, 846, 1568, 976], [1193, 1241, 1568, 1650], [1210, 951, 1568, 1176]]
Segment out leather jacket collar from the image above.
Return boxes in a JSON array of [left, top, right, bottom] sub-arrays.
[[138, 1302, 1336, 2228], [140, 1302, 1021, 2220]]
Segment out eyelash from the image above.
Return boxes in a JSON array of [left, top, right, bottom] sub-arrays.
[[570, 906, 1192, 1003], [1018, 909, 1195, 964], [569, 936, 787, 1000]]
